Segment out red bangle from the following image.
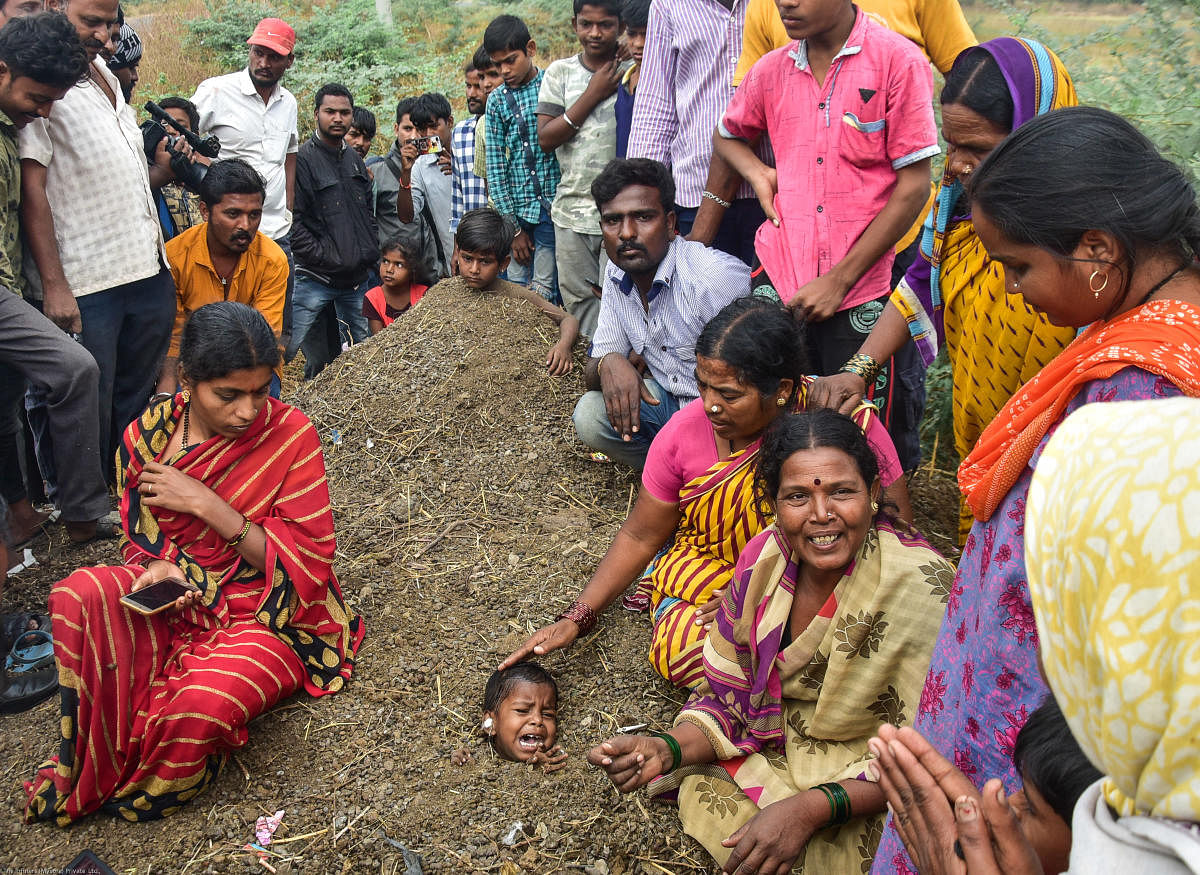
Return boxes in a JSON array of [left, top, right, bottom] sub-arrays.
[[557, 600, 598, 635]]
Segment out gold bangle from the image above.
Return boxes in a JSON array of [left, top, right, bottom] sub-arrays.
[[227, 516, 252, 547], [840, 353, 881, 386]]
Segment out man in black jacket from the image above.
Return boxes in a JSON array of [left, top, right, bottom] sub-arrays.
[[285, 82, 377, 376]]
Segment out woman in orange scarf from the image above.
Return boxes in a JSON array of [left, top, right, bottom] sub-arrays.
[[873, 107, 1200, 872], [24, 302, 363, 825]]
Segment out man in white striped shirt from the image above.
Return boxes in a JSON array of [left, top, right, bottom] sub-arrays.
[[573, 158, 750, 470]]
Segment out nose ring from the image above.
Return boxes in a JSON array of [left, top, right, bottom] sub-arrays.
[[710, 405, 720, 413], [827, 512, 835, 520]]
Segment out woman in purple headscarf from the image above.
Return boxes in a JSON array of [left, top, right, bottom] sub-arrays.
[[812, 38, 1079, 544]]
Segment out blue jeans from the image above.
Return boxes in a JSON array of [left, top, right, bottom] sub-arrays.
[[273, 234, 295, 340], [503, 207, 560, 305], [285, 274, 370, 374], [572, 377, 681, 470], [76, 269, 176, 484]]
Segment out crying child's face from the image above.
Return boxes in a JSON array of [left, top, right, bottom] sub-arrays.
[[487, 680, 558, 762]]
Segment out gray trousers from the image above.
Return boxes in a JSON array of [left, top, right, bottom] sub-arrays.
[[0, 291, 107, 523], [554, 227, 604, 338]]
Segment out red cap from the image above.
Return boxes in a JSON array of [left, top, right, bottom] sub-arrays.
[[247, 18, 295, 56]]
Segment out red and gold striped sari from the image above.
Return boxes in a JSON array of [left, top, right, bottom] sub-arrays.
[[24, 397, 363, 825]]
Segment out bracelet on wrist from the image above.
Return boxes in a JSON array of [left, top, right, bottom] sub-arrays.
[[702, 190, 732, 209], [562, 111, 581, 131], [556, 599, 598, 635], [811, 781, 852, 828], [226, 515, 252, 548], [840, 353, 881, 387], [651, 731, 682, 773]]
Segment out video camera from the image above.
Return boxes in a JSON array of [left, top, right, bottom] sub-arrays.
[[140, 100, 221, 194]]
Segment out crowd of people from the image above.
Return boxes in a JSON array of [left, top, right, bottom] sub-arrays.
[[0, 0, 1198, 871]]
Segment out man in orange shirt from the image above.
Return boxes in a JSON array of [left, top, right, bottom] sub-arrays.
[[158, 158, 288, 395]]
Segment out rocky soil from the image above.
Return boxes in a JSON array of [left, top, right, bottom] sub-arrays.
[[0, 281, 960, 873]]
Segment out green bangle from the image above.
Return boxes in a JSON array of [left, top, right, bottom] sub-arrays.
[[811, 781, 852, 827], [651, 732, 682, 773]]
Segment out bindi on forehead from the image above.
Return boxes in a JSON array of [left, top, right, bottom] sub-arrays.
[[813, 478, 821, 485]]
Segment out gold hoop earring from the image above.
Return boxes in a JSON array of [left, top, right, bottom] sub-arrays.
[[1089, 269, 1109, 298], [870, 501, 879, 513], [776, 397, 786, 407], [181, 389, 190, 403]]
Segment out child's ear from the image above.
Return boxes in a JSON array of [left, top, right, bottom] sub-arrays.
[[482, 711, 497, 735], [526, 39, 537, 58], [499, 255, 511, 273]]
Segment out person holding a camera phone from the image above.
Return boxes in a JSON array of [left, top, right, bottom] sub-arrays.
[[23, 301, 363, 825], [394, 92, 455, 280]]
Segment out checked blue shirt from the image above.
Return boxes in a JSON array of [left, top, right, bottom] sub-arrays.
[[484, 69, 560, 226], [450, 115, 487, 232]]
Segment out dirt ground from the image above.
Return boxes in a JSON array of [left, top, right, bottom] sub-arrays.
[[0, 282, 961, 874]]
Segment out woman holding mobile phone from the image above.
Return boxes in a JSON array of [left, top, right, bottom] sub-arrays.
[[24, 302, 364, 826]]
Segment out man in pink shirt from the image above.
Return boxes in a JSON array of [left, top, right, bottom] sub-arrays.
[[715, 0, 937, 454]]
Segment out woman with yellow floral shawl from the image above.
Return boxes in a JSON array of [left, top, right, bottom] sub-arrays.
[[1026, 397, 1200, 872], [502, 300, 908, 689], [588, 410, 952, 873], [811, 38, 1078, 541]]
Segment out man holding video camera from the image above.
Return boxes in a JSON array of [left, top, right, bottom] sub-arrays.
[[394, 92, 455, 281]]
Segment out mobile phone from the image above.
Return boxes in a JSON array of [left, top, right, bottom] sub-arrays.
[[410, 135, 441, 155], [120, 577, 197, 615]]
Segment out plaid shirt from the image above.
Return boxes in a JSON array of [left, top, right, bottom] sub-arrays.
[[484, 69, 560, 225], [450, 115, 487, 231]]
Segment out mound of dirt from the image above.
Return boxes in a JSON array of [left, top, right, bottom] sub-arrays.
[[0, 279, 961, 872], [0, 281, 705, 874]]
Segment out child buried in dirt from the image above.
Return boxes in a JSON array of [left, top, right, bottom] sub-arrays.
[[442, 207, 579, 375], [481, 662, 567, 771]]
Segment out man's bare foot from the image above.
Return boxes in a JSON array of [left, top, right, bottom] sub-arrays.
[[6, 499, 51, 546]]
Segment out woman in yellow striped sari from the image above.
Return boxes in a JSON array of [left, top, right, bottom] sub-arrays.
[[502, 298, 908, 687], [810, 38, 1079, 541]]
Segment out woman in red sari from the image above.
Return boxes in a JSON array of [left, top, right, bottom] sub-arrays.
[[24, 302, 364, 825]]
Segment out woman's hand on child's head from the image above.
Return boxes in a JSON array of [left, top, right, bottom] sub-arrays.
[[499, 619, 580, 670], [547, 344, 573, 376], [587, 734, 669, 793]]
